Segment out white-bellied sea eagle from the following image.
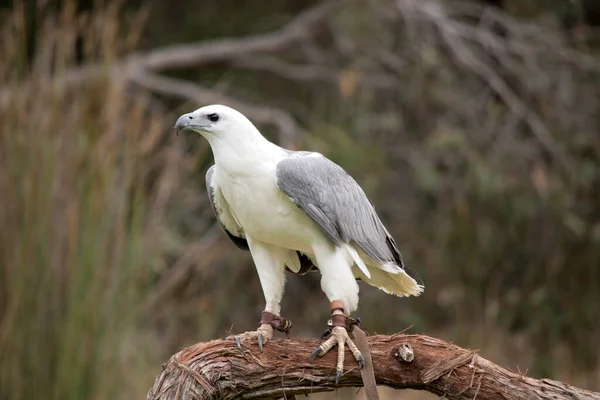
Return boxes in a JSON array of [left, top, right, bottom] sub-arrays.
[[175, 104, 424, 381]]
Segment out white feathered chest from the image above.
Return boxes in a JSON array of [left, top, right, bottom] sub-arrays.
[[214, 162, 321, 253]]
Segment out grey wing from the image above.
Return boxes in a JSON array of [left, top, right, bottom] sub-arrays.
[[275, 152, 422, 285], [206, 165, 249, 250], [206, 165, 317, 274]]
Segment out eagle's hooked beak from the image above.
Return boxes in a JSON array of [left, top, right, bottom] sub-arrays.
[[174, 113, 210, 136], [174, 113, 193, 135]]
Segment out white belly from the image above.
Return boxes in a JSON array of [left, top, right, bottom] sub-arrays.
[[217, 165, 322, 254]]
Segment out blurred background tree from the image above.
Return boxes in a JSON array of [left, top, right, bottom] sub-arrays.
[[0, 0, 598, 399]]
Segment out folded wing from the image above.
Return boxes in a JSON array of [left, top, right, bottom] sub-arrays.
[[275, 152, 423, 289]]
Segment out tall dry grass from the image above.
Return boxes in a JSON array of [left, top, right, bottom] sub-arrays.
[[0, 2, 177, 399]]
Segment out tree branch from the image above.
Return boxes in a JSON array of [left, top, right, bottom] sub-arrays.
[[396, 0, 574, 174], [0, 1, 339, 142], [130, 70, 299, 144], [233, 56, 399, 88], [147, 333, 600, 400], [139, 0, 341, 71]]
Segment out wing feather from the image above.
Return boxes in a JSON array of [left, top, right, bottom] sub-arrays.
[[206, 165, 248, 251], [275, 152, 422, 285]]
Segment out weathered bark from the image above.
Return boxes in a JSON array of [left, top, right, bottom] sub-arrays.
[[147, 333, 600, 400]]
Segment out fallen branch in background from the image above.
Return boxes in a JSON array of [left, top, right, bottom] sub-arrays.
[[130, 71, 299, 145], [2, 0, 596, 157], [0, 0, 342, 146], [147, 333, 600, 400]]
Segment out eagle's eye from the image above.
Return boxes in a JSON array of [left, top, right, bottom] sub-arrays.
[[208, 113, 220, 122]]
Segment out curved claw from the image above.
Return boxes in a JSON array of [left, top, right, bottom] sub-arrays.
[[319, 328, 332, 342], [258, 332, 264, 352], [235, 337, 243, 352], [335, 368, 343, 384], [357, 355, 365, 369], [309, 347, 322, 363]]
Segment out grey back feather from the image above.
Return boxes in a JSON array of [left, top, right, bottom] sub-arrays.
[[276, 152, 422, 284]]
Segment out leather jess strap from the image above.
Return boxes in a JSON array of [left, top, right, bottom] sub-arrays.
[[260, 311, 292, 335], [352, 325, 379, 400]]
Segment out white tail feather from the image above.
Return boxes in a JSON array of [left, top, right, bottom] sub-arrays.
[[283, 250, 301, 273], [343, 243, 371, 279], [358, 263, 424, 297], [380, 262, 403, 273]]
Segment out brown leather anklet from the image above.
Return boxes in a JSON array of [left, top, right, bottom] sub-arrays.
[[331, 314, 347, 327], [328, 313, 361, 332], [260, 311, 292, 335]]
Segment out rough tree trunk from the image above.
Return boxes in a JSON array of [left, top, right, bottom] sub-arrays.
[[147, 333, 600, 399]]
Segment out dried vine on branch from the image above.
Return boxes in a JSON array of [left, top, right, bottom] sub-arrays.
[[147, 333, 600, 400]]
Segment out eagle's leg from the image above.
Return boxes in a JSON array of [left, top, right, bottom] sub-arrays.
[[234, 237, 290, 352], [309, 302, 365, 383], [309, 242, 364, 383]]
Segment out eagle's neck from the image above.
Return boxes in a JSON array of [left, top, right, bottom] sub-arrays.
[[207, 131, 285, 177]]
